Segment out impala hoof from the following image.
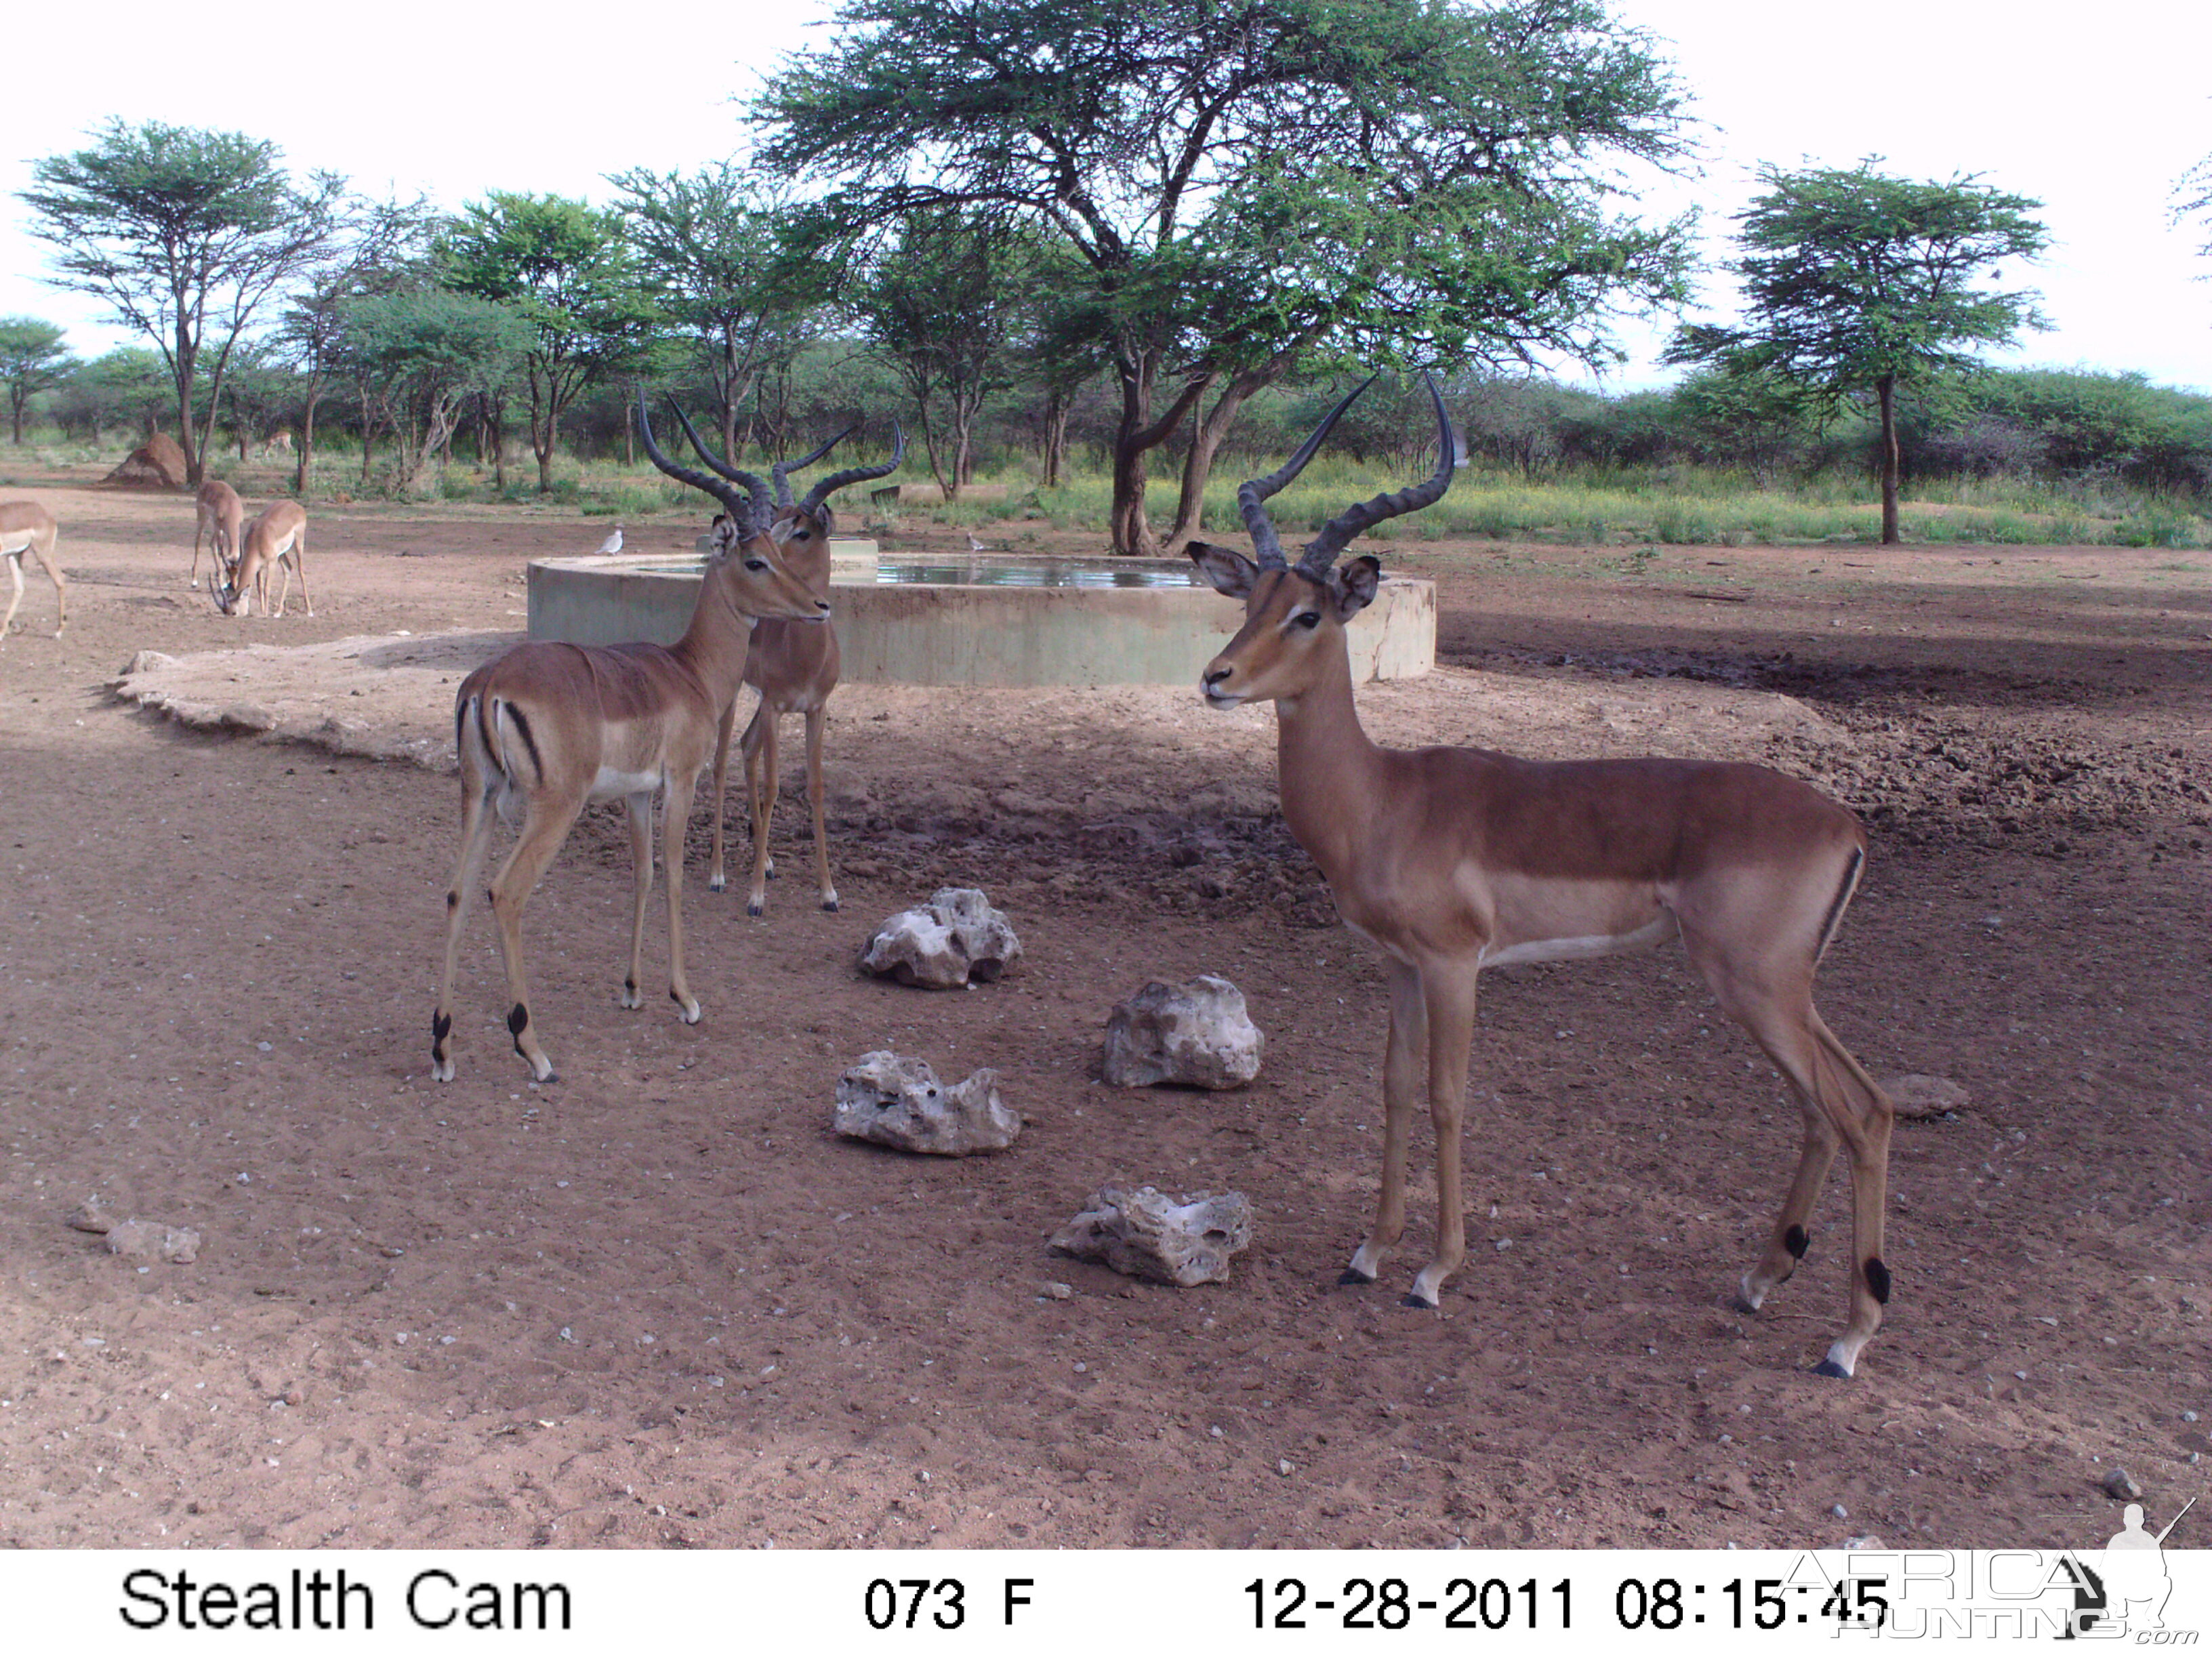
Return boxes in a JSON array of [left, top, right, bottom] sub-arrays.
[[619, 979, 643, 1010], [1337, 1267, 1375, 1287], [430, 1057, 455, 1083], [708, 873, 726, 893], [1811, 1357, 1853, 1380], [821, 895, 839, 913], [1400, 1291, 1439, 1311], [673, 994, 703, 1025], [745, 900, 764, 918], [1732, 1291, 1763, 1316]]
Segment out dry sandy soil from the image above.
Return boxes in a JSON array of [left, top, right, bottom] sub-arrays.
[[1, 469, 2207, 1552]]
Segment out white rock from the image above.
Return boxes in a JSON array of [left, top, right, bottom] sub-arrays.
[[1049, 1183, 1254, 1287], [1881, 1073, 1970, 1118], [859, 888, 1023, 989], [834, 1051, 1022, 1155], [104, 1220, 201, 1264], [1102, 975, 1263, 1090]]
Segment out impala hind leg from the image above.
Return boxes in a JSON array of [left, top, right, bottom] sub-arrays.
[[619, 791, 654, 1009], [743, 706, 779, 918], [661, 773, 703, 1022], [804, 705, 837, 911], [1, 555, 21, 641], [1688, 932, 1894, 1377], [705, 697, 741, 893], [432, 764, 499, 1082], [289, 535, 312, 616], [1345, 956, 1425, 1288], [487, 794, 586, 1083]]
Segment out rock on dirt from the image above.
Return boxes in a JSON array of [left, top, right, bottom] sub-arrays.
[[858, 888, 1023, 989], [1882, 1073, 1971, 1118], [833, 1051, 1023, 1155], [1049, 1183, 1254, 1287], [2102, 1467, 2144, 1500], [103, 1219, 202, 1263], [1102, 975, 1264, 1090]]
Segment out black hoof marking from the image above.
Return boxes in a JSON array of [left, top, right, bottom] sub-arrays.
[[1811, 1358, 1852, 1380], [1865, 1257, 1891, 1304], [445, 890, 457, 911], [1732, 1292, 1761, 1316], [432, 1011, 451, 1044], [1785, 1225, 1811, 1259], [746, 902, 764, 918], [1337, 1267, 1375, 1287], [1399, 1292, 1438, 1311], [507, 1003, 529, 1052], [822, 899, 839, 913]]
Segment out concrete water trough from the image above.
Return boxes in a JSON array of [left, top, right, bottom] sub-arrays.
[[526, 544, 1435, 687]]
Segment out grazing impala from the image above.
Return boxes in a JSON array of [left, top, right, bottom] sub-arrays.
[[1, 501, 66, 644], [219, 502, 312, 617], [678, 421, 904, 915], [1187, 377, 1898, 1378], [430, 393, 833, 1084], [191, 479, 245, 591]]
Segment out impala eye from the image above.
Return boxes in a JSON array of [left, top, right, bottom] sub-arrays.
[[1293, 611, 1322, 630], [745, 557, 769, 571]]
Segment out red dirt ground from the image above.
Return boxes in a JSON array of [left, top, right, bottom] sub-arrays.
[[1, 474, 2206, 1551]]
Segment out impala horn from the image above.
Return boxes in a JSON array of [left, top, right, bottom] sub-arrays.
[[638, 392, 773, 535], [1294, 373, 1456, 577], [797, 424, 906, 518]]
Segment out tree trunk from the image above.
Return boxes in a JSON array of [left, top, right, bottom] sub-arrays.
[[1164, 359, 1290, 555], [1108, 346, 1212, 556], [295, 377, 323, 497], [9, 394, 22, 445], [535, 408, 556, 493], [1877, 373, 1901, 546], [1040, 387, 1069, 488]]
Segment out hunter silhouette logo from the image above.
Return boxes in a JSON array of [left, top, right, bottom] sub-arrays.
[[2085, 1497, 2195, 1637]]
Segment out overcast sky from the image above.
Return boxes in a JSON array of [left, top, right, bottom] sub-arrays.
[[3, 0, 2208, 392]]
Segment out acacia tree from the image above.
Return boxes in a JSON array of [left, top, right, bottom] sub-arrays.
[[441, 193, 659, 491], [851, 211, 1036, 497], [342, 291, 531, 495], [607, 163, 827, 464], [1666, 161, 2048, 544], [0, 318, 78, 444], [274, 196, 436, 494], [757, 0, 1692, 554], [19, 121, 344, 484]]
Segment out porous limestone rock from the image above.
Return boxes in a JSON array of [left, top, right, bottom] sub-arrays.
[[834, 1051, 1022, 1155], [103, 1219, 202, 1263], [1049, 1183, 1254, 1287], [1102, 975, 1263, 1089], [1880, 1073, 1971, 1118], [858, 887, 1023, 989]]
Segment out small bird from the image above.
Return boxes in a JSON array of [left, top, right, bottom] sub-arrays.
[[966, 532, 989, 552], [594, 525, 624, 555]]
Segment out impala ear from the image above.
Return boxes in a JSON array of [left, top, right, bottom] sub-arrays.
[[1330, 555, 1381, 619], [1187, 540, 1259, 598]]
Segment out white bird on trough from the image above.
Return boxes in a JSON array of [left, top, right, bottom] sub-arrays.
[[594, 524, 624, 555], [966, 532, 989, 552]]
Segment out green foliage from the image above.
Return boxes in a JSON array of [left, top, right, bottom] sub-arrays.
[[756, 0, 1695, 548], [0, 316, 79, 443], [18, 119, 345, 478]]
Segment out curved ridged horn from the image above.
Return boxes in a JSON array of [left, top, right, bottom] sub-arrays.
[[663, 397, 773, 532], [1238, 376, 1376, 569], [1295, 373, 1456, 577], [797, 422, 906, 518], [772, 426, 857, 509], [638, 392, 766, 531]]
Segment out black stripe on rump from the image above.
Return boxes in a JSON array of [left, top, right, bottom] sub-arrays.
[[505, 704, 545, 785], [1814, 845, 1864, 962]]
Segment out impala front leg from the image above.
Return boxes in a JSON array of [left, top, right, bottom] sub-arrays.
[[1406, 962, 1480, 1310], [661, 773, 703, 1023], [745, 706, 780, 918], [706, 697, 740, 893], [619, 791, 654, 1008], [1345, 957, 1425, 1287], [804, 705, 837, 912]]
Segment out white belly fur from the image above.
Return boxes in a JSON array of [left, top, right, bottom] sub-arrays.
[[589, 765, 664, 799], [1479, 913, 1679, 967]]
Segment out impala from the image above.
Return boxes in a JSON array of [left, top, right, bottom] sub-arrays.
[[191, 480, 245, 592], [677, 422, 904, 915], [1, 501, 66, 644], [1187, 377, 1898, 1378], [218, 502, 312, 618], [430, 393, 833, 1084]]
